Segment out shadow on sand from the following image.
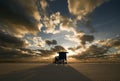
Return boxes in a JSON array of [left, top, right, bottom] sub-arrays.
[[0, 64, 92, 81]]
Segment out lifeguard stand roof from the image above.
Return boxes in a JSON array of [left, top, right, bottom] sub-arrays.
[[58, 52, 68, 54]]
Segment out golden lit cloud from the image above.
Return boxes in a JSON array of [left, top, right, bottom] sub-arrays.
[[1, 0, 119, 62], [33, 37, 45, 47], [67, 0, 109, 32], [0, 0, 41, 37], [67, 0, 108, 20]]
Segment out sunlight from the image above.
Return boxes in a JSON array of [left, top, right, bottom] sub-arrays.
[[67, 57, 79, 62], [67, 50, 77, 56]]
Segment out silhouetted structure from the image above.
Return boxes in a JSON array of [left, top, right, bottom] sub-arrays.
[[53, 52, 68, 64]]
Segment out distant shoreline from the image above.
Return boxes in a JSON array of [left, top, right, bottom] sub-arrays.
[[1, 61, 120, 64]]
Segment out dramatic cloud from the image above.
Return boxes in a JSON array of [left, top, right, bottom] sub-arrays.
[[0, 30, 35, 58], [33, 37, 45, 47], [69, 36, 120, 60], [74, 45, 109, 59], [79, 34, 94, 45], [65, 30, 94, 46], [0, 0, 41, 36], [0, 46, 38, 59], [97, 36, 120, 52], [65, 30, 84, 43], [106, 38, 120, 48], [42, 12, 77, 34], [67, 0, 108, 20], [40, 0, 48, 10], [1, 0, 118, 62], [39, 0, 110, 34], [68, 46, 81, 52], [0, 31, 28, 48], [45, 40, 57, 46], [38, 45, 66, 56], [68, 47, 76, 52], [60, 17, 77, 32], [51, 45, 66, 52], [37, 49, 54, 57], [67, 0, 109, 32]]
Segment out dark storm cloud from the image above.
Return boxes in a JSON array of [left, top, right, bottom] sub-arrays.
[[0, 31, 27, 48], [0, 0, 40, 36], [79, 34, 94, 45], [45, 39, 57, 46]]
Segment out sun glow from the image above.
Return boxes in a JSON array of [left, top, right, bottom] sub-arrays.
[[67, 50, 77, 56]]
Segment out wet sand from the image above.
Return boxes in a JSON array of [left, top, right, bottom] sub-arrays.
[[0, 63, 120, 81]]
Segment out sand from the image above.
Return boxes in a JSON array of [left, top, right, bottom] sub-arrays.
[[0, 63, 120, 81]]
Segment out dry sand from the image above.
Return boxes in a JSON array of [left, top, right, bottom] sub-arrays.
[[0, 63, 120, 81]]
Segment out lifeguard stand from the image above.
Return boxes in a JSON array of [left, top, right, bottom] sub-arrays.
[[53, 52, 68, 64]]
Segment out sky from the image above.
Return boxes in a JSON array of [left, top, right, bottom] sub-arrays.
[[0, 0, 120, 61]]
